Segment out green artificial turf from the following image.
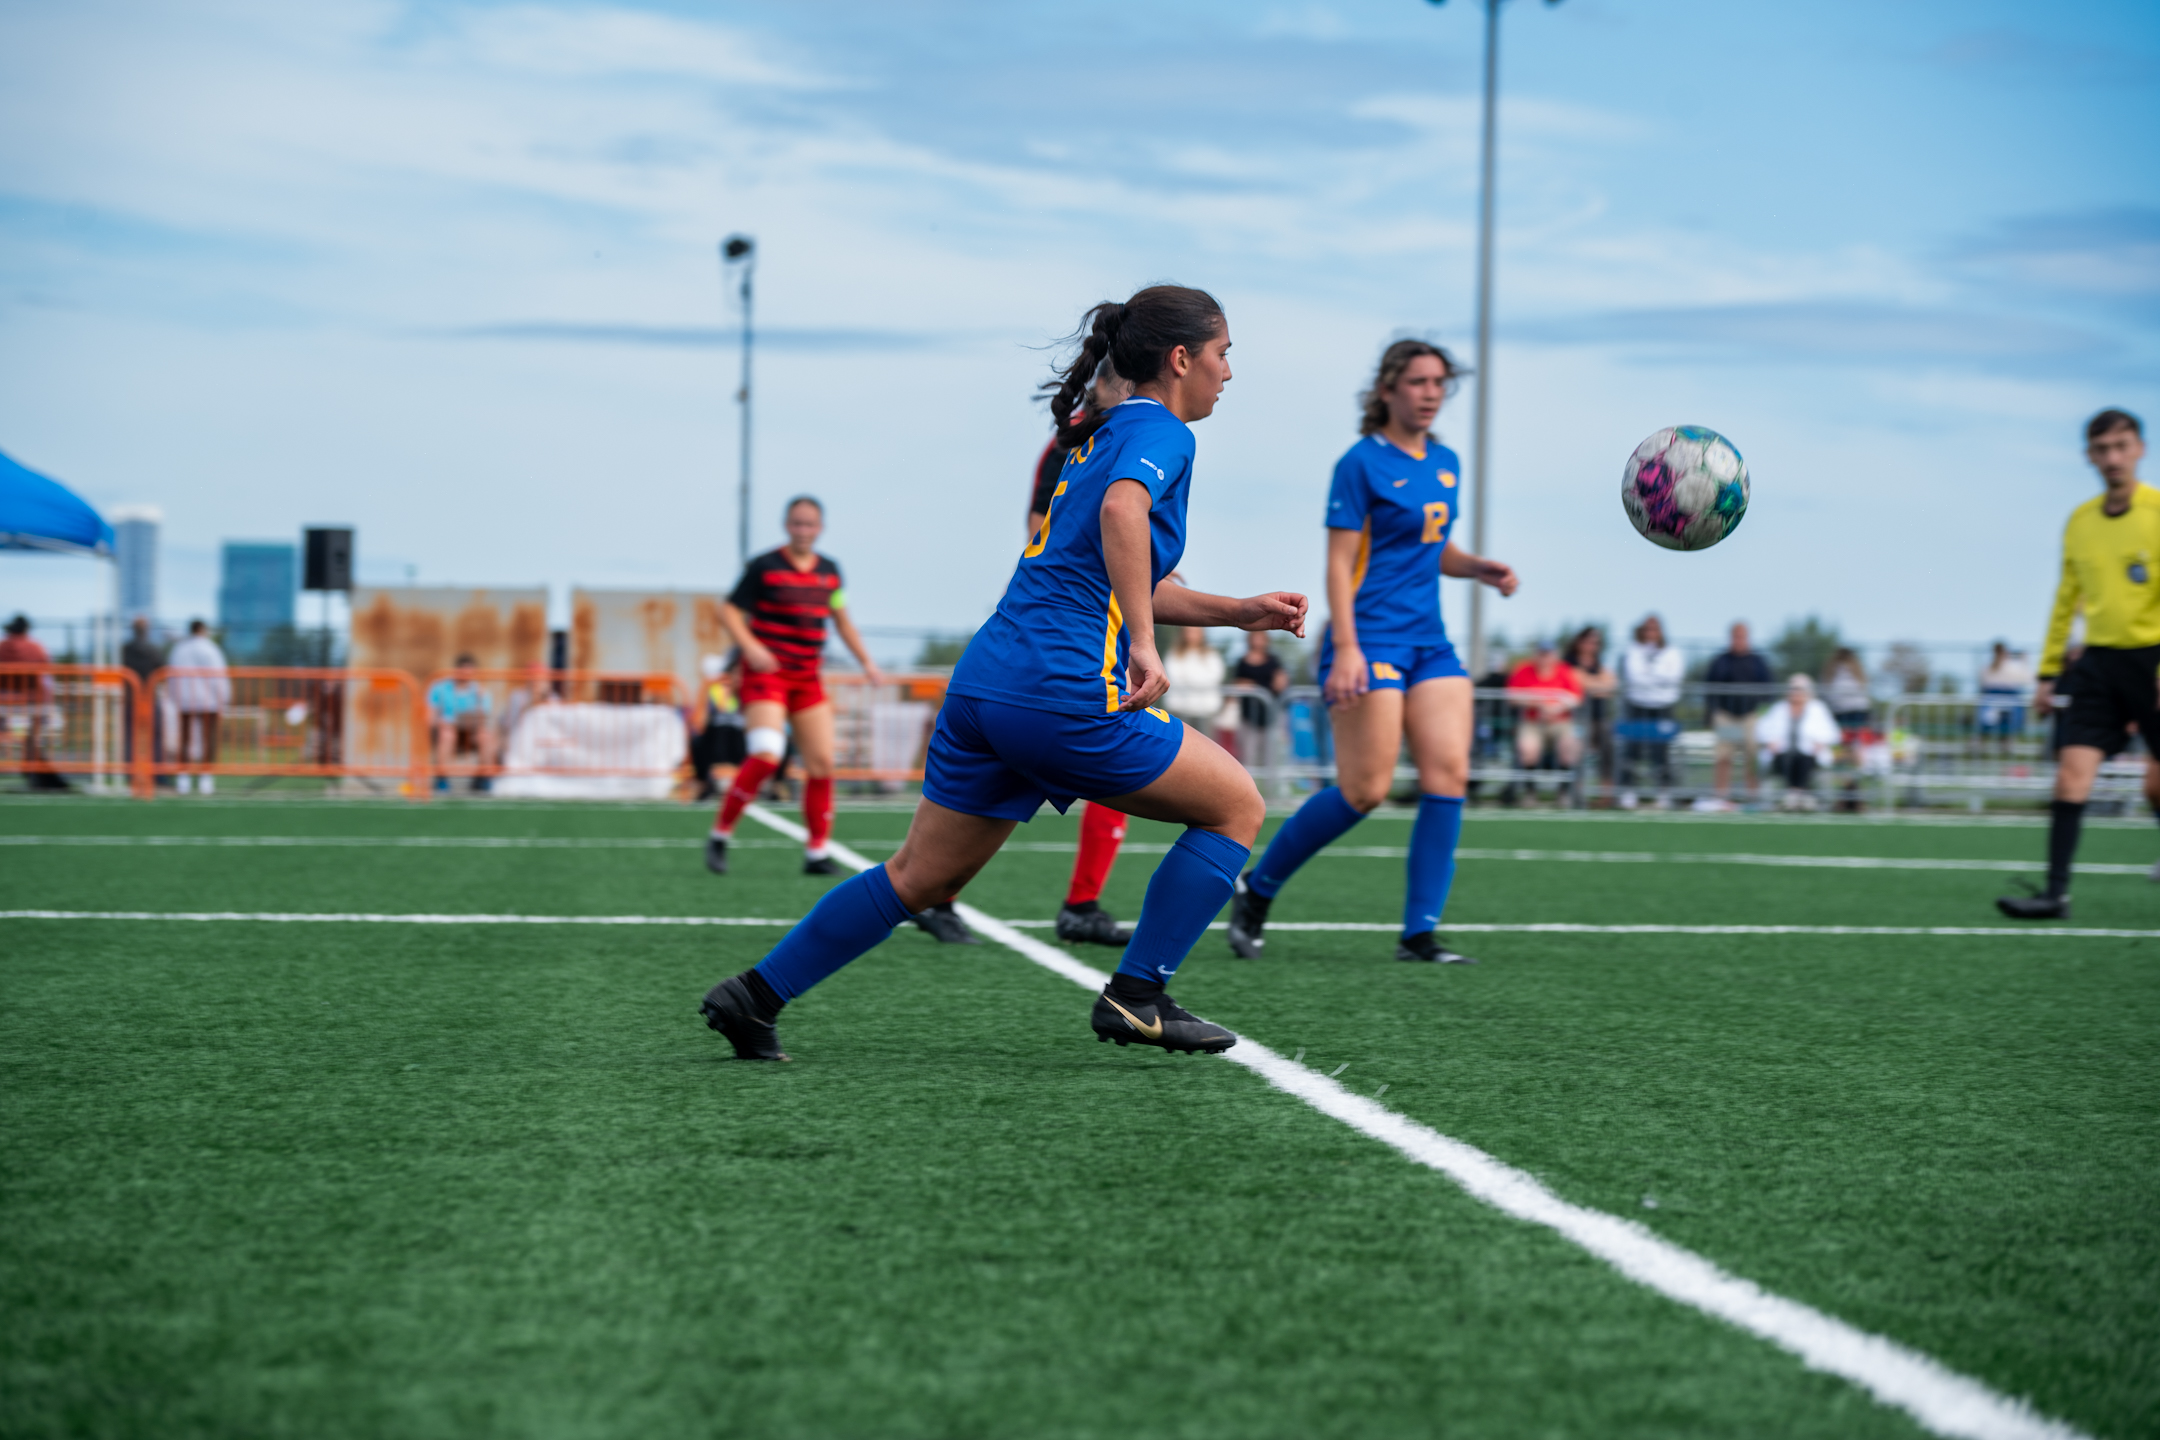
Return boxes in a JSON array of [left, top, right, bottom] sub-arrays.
[[2, 795, 2156, 1439]]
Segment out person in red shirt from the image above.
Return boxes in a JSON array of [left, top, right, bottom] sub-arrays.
[[706, 496, 883, 876], [0, 614, 63, 789], [1506, 640, 1583, 775]]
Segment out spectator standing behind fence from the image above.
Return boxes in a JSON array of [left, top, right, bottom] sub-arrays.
[[1232, 631, 1287, 771], [1506, 640, 1581, 781], [690, 653, 747, 801], [120, 617, 167, 780], [166, 620, 229, 796], [0, 614, 67, 790], [1565, 626, 1616, 785], [1823, 647, 1871, 732], [1755, 674, 1840, 810], [1165, 625, 1227, 741], [1976, 641, 2034, 744], [427, 653, 497, 794], [1617, 614, 1683, 809], [1700, 621, 1773, 810]]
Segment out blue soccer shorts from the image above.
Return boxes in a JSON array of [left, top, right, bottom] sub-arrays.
[[923, 694, 1185, 822], [1316, 637, 1469, 696]]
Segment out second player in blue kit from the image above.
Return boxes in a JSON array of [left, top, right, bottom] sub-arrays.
[[1230, 338, 1520, 964], [699, 284, 1309, 1061]]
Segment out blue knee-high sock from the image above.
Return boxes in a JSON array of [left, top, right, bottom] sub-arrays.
[[753, 864, 912, 1002], [1115, 828, 1251, 984], [1403, 793, 1464, 938], [1248, 785, 1365, 898]]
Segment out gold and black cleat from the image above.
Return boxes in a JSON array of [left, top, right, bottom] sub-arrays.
[[700, 974, 790, 1061], [1090, 988, 1236, 1054]]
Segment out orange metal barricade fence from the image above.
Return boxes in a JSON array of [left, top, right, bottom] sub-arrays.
[[0, 664, 146, 795], [421, 669, 687, 794], [822, 673, 948, 785], [146, 666, 427, 794]]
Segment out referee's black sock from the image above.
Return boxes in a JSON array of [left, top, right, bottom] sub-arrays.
[[2045, 799, 2085, 899]]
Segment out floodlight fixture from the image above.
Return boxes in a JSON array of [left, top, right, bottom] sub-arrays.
[[720, 236, 757, 566]]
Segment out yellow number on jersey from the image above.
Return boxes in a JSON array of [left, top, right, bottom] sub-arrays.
[[1422, 501, 1449, 544], [1024, 481, 1068, 558]]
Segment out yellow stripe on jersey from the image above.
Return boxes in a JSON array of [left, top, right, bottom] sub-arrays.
[[2042, 483, 2160, 675], [1023, 480, 1067, 558], [1350, 517, 1372, 593], [1100, 592, 1125, 713]]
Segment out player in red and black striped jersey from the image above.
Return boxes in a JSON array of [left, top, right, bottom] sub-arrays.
[[708, 495, 884, 876]]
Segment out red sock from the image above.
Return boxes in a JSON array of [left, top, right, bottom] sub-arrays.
[[716, 754, 778, 835], [804, 775, 834, 855], [1066, 801, 1127, 905]]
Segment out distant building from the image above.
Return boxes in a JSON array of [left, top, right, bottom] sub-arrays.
[[218, 541, 296, 660], [110, 505, 161, 622]]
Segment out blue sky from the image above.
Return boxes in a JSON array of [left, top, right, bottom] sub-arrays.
[[2, 0, 2155, 663]]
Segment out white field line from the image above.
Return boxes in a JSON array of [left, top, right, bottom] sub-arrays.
[[3, 833, 2148, 879], [995, 920, 2160, 940], [0, 910, 794, 926], [738, 802, 2090, 1440]]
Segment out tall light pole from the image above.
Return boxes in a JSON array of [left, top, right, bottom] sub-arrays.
[[721, 234, 756, 567], [1429, 0, 1558, 677]]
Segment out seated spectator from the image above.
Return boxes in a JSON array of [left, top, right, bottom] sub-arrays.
[[1164, 625, 1226, 740], [1506, 640, 1582, 775], [1976, 641, 2034, 742], [689, 653, 746, 800], [1823, 647, 1872, 732], [1231, 631, 1288, 772], [167, 619, 230, 796], [1755, 673, 1841, 810], [428, 654, 498, 792], [1701, 621, 1773, 808], [1617, 613, 1684, 808], [1565, 626, 1617, 783], [0, 614, 66, 790]]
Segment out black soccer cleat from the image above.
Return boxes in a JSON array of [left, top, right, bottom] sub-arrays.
[[1090, 988, 1236, 1054], [704, 835, 730, 875], [1055, 902, 1132, 947], [1397, 932, 1479, 964], [700, 974, 789, 1061], [1226, 871, 1271, 958], [1996, 892, 2070, 921], [911, 902, 980, 945], [802, 854, 841, 876]]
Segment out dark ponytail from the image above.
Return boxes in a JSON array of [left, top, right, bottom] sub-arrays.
[[1040, 284, 1225, 448]]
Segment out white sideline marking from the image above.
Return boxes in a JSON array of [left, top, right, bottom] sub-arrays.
[[994, 919, 2160, 940], [0, 911, 794, 926], [738, 803, 2090, 1440], [0, 834, 796, 850]]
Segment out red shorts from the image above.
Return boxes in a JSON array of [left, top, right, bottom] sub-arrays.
[[738, 667, 827, 714]]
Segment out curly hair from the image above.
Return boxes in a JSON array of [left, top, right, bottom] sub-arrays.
[[1358, 338, 1468, 436]]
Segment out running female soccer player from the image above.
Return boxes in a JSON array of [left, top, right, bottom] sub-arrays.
[[1227, 339, 1518, 964], [700, 284, 1307, 1060], [706, 496, 884, 877]]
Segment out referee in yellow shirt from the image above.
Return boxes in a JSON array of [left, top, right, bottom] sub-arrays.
[[1998, 409, 2160, 918]]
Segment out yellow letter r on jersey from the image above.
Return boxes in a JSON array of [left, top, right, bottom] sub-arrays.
[[1422, 502, 1449, 543]]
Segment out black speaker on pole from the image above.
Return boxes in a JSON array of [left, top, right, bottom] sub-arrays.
[[304, 528, 354, 592]]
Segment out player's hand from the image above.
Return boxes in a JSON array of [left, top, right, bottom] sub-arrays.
[[1120, 642, 1169, 712], [744, 641, 780, 674], [862, 661, 887, 690], [1325, 642, 1369, 708], [1232, 591, 1308, 638], [1480, 559, 1519, 597], [2033, 680, 2054, 714]]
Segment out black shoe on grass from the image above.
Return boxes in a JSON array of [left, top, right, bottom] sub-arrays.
[[1055, 901, 1131, 946], [802, 854, 840, 876], [1226, 872, 1270, 958], [1091, 987, 1236, 1054], [911, 902, 980, 944], [700, 973, 789, 1061], [1996, 892, 2070, 921], [1397, 932, 1479, 964], [704, 835, 729, 875]]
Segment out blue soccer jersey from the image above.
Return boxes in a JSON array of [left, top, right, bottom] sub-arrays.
[[1325, 432, 1461, 646], [949, 399, 1195, 716]]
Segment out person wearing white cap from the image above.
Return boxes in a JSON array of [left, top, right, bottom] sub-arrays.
[[1754, 673, 1840, 810]]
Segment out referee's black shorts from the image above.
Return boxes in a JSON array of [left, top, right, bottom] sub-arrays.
[[2057, 644, 2160, 757]]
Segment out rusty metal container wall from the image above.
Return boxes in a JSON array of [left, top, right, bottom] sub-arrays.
[[349, 588, 550, 676], [568, 589, 729, 705]]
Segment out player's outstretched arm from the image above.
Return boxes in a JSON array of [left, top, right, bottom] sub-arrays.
[[1152, 581, 1306, 637], [1102, 480, 1168, 712], [1441, 541, 1519, 597], [829, 604, 885, 689]]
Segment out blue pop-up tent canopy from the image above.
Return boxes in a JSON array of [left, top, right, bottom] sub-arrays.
[[0, 448, 113, 557]]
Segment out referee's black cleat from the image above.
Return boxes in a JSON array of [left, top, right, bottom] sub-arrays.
[[1055, 901, 1132, 947], [802, 854, 841, 876], [704, 835, 729, 875], [1091, 987, 1236, 1054], [911, 902, 980, 944], [1226, 871, 1270, 958], [1996, 892, 2070, 921], [700, 973, 789, 1061], [1397, 932, 1479, 964]]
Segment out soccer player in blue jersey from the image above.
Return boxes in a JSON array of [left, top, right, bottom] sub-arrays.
[[1228, 339, 1518, 964], [700, 285, 1308, 1060]]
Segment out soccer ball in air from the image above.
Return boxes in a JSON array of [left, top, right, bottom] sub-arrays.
[[1621, 425, 1749, 551]]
